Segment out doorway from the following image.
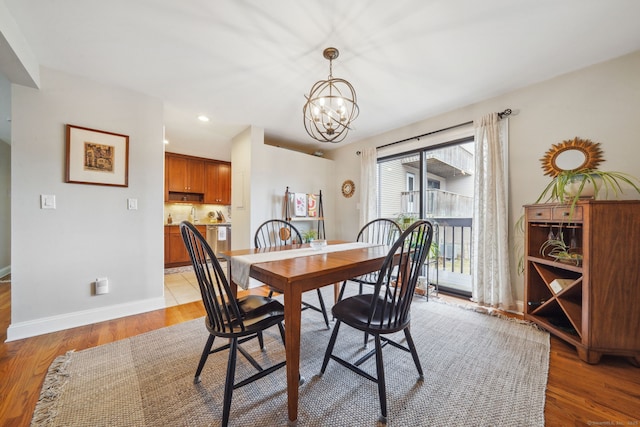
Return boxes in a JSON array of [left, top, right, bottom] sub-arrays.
[[377, 139, 474, 297]]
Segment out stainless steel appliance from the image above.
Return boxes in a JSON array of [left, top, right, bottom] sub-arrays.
[[206, 224, 231, 259]]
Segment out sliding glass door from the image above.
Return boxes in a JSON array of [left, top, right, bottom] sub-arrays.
[[378, 139, 474, 296]]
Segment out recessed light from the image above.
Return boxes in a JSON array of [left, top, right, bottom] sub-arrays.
[[197, 115, 210, 122]]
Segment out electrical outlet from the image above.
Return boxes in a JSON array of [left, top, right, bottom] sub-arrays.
[[95, 278, 109, 295]]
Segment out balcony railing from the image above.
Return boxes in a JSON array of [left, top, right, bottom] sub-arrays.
[[433, 217, 472, 274], [398, 189, 473, 294], [401, 189, 473, 218], [399, 211, 473, 294], [427, 216, 472, 295]]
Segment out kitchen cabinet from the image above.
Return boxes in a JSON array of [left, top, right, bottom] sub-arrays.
[[165, 153, 205, 202], [165, 224, 206, 267], [524, 200, 640, 365], [204, 161, 231, 205], [166, 154, 205, 193], [165, 152, 231, 205]]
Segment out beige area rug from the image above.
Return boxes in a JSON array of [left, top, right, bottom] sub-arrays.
[[32, 295, 549, 426]]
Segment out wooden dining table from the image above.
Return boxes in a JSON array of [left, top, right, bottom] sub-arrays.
[[221, 240, 391, 425]]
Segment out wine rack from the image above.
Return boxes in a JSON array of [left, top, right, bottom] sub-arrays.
[[524, 200, 640, 365]]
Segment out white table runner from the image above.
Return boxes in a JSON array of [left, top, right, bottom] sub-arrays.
[[230, 242, 376, 289]]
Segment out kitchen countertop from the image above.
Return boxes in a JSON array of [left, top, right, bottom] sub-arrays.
[[165, 222, 231, 226]]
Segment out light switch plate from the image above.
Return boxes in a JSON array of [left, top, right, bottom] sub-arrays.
[[40, 194, 56, 209], [127, 198, 138, 210]]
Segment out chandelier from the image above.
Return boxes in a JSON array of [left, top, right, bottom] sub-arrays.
[[303, 47, 359, 143]]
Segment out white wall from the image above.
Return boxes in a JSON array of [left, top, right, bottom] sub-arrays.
[[0, 140, 9, 277], [0, 72, 11, 144], [231, 126, 336, 250], [7, 67, 165, 340], [0, 74, 10, 276], [332, 50, 640, 306]]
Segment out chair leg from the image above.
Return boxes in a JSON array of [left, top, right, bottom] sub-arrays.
[[403, 328, 424, 378], [268, 289, 274, 298], [277, 322, 286, 346], [337, 280, 348, 301], [320, 321, 341, 374], [194, 334, 215, 384], [257, 331, 264, 350], [222, 337, 238, 427], [374, 335, 388, 423], [316, 288, 330, 329]]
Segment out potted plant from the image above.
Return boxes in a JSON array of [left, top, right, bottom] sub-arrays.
[[302, 229, 317, 243], [534, 168, 640, 213], [539, 232, 583, 266], [395, 215, 440, 262], [395, 213, 417, 231]]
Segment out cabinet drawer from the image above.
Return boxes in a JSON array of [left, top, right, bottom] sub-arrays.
[[552, 206, 583, 221], [165, 225, 206, 234], [527, 207, 551, 221]]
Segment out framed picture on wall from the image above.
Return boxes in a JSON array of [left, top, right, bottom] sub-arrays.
[[307, 193, 317, 217], [65, 124, 129, 187], [294, 193, 307, 216]]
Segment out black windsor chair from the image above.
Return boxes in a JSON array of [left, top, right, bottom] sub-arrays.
[[254, 219, 330, 329], [336, 218, 402, 301], [320, 219, 434, 424], [336, 218, 402, 346], [180, 221, 286, 427]]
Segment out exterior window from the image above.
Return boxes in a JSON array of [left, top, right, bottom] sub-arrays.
[[406, 173, 415, 213], [377, 140, 474, 297]]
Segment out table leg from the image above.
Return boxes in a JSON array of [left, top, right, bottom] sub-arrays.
[[225, 261, 238, 297], [284, 286, 302, 425]]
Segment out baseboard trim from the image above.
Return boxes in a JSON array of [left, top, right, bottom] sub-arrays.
[[0, 265, 10, 279], [5, 297, 166, 342], [503, 300, 525, 316]]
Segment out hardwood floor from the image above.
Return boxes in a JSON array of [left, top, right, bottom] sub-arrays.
[[1, 282, 639, 426]]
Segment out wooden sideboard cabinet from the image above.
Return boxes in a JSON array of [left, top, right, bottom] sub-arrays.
[[165, 225, 206, 267], [524, 200, 640, 365]]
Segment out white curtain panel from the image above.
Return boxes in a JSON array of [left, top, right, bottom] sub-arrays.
[[472, 113, 514, 309], [359, 147, 378, 228]]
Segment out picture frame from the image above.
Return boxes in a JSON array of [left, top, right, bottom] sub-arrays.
[[307, 193, 317, 217], [294, 193, 307, 217], [65, 124, 129, 187]]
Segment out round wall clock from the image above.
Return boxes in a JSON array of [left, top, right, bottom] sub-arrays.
[[341, 179, 355, 198]]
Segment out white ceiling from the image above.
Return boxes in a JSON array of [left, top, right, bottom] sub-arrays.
[[3, 0, 640, 158]]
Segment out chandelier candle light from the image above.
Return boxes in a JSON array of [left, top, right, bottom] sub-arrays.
[[303, 47, 359, 143]]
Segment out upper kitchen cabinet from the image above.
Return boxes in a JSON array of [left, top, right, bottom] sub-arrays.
[[166, 153, 205, 193], [204, 161, 231, 205], [165, 152, 231, 205]]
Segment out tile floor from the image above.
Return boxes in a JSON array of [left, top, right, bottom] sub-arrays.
[[163, 261, 228, 307], [163, 270, 201, 307]]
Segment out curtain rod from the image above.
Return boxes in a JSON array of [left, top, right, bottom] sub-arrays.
[[356, 108, 512, 155]]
